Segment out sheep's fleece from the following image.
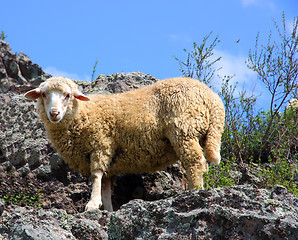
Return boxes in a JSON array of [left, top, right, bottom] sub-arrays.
[[25, 76, 225, 211]]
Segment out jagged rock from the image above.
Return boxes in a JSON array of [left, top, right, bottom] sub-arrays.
[[0, 40, 50, 93], [0, 200, 4, 216], [79, 72, 158, 94], [0, 185, 297, 239], [0, 94, 52, 170]]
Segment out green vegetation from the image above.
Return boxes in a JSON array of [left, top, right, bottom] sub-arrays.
[[91, 58, 99, 82], [0, 171, 42, 207], [0, 31, 7, 40], [1, 189, 42, 208], [174, 31, 222, 87], [203, 160, 237, 189], [176, 13, 298, 195]]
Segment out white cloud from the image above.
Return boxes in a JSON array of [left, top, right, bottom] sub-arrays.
[[286, 19, 295, 35], [213, 50, 257, 89], [241, 0, 258, 7], [240, 0, 276, 10], [169, 34, 179, 41], [212, 50, 271, 109], [168, 33, 192, 43], [44, 66, 90, 82]]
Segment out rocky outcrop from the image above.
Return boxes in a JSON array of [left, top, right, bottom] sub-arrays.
[[1, 185, 297, 239], [81, 72, 158, 94], [1, 40, 297, 239], [0, 40, 50, 93]]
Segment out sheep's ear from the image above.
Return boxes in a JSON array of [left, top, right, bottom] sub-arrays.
[[74, 91, 90, 101], [24, 88, 41, 100]]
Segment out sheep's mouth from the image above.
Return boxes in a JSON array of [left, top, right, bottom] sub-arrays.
[[49, 117, 62, 123]]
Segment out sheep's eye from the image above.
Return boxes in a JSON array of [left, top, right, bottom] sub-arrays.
[[65, 93, 70, 100], [41, 93, 46, 98]]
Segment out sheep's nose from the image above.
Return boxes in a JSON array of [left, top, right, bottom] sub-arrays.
[[50, 111, 60, 119]]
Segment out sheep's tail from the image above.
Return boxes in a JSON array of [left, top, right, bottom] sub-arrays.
[[204, 99, 225, 165]]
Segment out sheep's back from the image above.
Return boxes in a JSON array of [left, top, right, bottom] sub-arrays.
[[95, 77, 221, 175], [53, 77, 223, 176]]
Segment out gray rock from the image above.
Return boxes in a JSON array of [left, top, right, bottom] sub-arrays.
[[69, 217, 108, 239], [80, 72, 158, 94], [107, 184, 298, 239], [49, 153, 64, 172], [5, 207, 76, 240], [0, 94, 53, 170], [9, 224, 74, 240], [33, 164, 52, 179], [0, 185, 297, 239], [0, 40, 51, 93], [0, 200, 4, 216]]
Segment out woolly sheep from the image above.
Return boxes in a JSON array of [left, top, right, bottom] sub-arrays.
[[24, 76, 225, 212]]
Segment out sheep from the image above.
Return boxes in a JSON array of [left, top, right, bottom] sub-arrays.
[[24, 76, 225, 212]]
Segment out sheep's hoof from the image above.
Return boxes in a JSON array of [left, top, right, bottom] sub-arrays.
[[85, 200, 102, 211]]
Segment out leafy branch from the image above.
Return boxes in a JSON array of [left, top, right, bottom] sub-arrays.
[[0, 31, 7, 40], [246, 12, 298, 157], [174, 32, 221, 87]]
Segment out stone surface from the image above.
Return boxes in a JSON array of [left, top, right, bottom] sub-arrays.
[[0, 200, 4, 216], [79, 72, 158, 94], [0, 40, 50, 93], [0, 185, 297, 239]]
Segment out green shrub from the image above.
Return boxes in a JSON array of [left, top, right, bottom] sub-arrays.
[[1, 189, 42, 207], [175, 13, 298, 195], [91, 58, 99, 82], [0, 170, 43, 207], [0, 31, 7, 40], [203, 160, 237, 189]]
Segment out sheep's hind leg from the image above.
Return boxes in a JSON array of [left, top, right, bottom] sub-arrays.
[[102, 177, 113, 212], [85, 170, 103, 211], [171, 138, 208, 190]]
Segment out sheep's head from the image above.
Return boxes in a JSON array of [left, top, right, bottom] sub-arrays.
[[24, 77, 90, 124]]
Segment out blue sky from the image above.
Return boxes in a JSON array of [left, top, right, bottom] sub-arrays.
[[1, 0, 297, 108]]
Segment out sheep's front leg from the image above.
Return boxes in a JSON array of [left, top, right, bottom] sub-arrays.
[[85, 169, 103, 211], [102, 177, 113, 212]]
